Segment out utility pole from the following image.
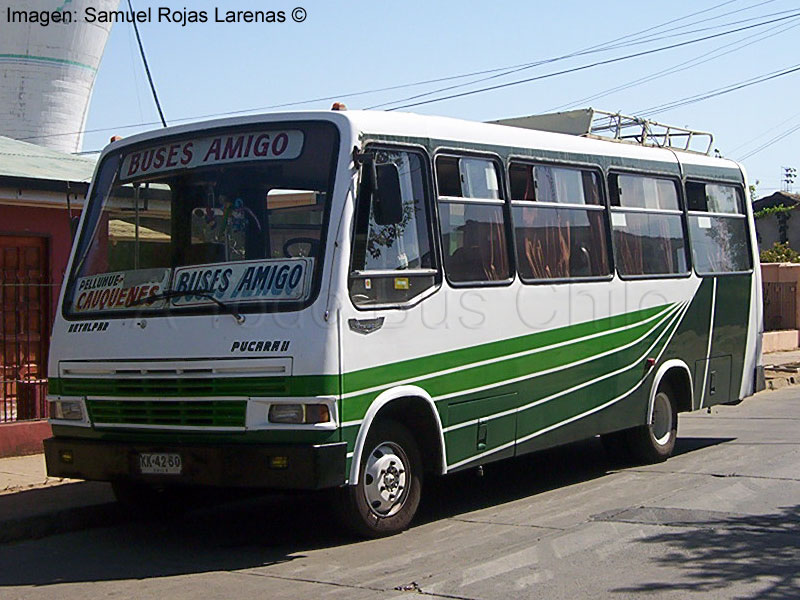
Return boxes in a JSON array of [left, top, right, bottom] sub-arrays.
[[783, 166, 797, 193]]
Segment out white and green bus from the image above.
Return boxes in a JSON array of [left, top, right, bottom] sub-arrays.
[[45, 107, 764, 536]]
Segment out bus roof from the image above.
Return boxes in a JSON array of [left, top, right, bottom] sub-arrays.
[[101, 109, 743, 174]]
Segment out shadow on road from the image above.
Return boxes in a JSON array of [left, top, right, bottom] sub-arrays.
[[610, 504, 800, 599], [416, 435, 733, 524], [0, 436, 735, 587]]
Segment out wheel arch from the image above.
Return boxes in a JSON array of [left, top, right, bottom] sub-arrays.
[[348, 385, 446, 485], [648, 359, 693, 424]]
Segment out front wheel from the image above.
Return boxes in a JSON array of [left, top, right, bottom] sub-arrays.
[[336, 420, 422, 538], [627, 385, 678, 463]]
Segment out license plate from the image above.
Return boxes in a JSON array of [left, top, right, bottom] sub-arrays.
[[138, 453, 182, 475]]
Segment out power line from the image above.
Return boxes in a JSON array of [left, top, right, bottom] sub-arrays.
[[738, 121, 800, 160], [580, 2, 787, 52], [128, 0, 167, 127], [383, 11, 800, 112], [17, 0, 788, 148], [548, 16, 800, 112], [728, 109, 800, 153], [367, 2, 792, 110], [21, 0, 787, 145], [126, 22, 145, 121], [18, 63, 580, 144], [636, 63, 800, 116]]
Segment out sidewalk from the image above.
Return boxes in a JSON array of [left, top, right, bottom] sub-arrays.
[[0, 454, 74, 495], [0, 350, 798, 545]]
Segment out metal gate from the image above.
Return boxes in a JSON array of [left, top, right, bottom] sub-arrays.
[[1, 236, 52, 422]]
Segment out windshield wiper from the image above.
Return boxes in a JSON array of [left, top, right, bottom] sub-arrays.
[[127, 290, 246, 324]]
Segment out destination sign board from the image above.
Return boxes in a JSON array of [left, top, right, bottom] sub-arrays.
[[120, 130, 304, 181]]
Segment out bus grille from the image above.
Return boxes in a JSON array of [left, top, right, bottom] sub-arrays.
[[86, 399, 247, 428], [61, 377, 288, 397]]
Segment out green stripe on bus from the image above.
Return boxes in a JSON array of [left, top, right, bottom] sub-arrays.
[[443, 306, 686, 467], [340, 303, 676, 421], [341, 303, 669, 396]]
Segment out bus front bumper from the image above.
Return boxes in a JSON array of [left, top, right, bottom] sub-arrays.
[[43, 437, 347, 490]]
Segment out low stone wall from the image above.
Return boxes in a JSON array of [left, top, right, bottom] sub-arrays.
[[0, 421, 52, 458], [763, 330, 800, 353]]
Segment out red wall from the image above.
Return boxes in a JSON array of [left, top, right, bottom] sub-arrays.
[[0, 421, 52, 457], [1, 205, 76, 451], [1, 205, 78, 311]]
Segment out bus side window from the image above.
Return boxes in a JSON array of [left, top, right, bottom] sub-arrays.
[[436, 155, 511, 285], [509, 162, 610, 281], [686, 181, 751, 274], [349, 148, 437, 307], [609, 173, 689, 277]]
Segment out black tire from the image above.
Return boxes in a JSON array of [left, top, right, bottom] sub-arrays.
[[625, 384, 678, 463], [111, 481, 191, 517], [335, 419, 422, 538]]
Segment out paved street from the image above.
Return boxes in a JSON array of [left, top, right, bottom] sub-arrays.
[[1, 387, 798, 600]]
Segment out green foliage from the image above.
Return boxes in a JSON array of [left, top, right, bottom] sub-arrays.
[[754, 203, 796, 220], [749, 181, 759, 203], [760, 242, 800, 263]]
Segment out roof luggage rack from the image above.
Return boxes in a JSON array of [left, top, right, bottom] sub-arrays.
[[490, 108, 714, 155]]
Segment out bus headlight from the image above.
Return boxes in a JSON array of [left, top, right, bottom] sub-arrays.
[[49, 399, 84, 421], [268, 403, 330, 424]]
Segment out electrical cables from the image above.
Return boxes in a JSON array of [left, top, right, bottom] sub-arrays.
[[547, 16, 800, 112], [635, 63, 800, 116], [18, 0, 799, 162], [729, 109, 800, 153], [127, 0, 167, 127], [369, 3, 794, 111], [738, 120, 800, 159], [380, 10, 800, 111]]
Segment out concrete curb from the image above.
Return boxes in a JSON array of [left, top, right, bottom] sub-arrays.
[[765, 373, 798, 390], [0, 480, 120, 545]]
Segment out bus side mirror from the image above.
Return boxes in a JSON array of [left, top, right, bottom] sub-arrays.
[[373, 163, 403, 226], [356, 151, 378, 198]]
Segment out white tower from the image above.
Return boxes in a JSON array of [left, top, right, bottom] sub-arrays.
[[0, 0, 120, 153]]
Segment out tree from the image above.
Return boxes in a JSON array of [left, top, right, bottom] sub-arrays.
[[749, 179, 760, 203]]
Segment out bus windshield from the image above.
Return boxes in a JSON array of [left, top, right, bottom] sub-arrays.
[[64, 122, 338, 318]]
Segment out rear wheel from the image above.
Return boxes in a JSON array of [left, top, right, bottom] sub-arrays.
[[336, 420, 422, 538], [626, 385, 678, 463]]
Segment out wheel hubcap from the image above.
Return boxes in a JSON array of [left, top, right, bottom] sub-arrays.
[[363, 442, 409, 517], [651, 392, 673, 446]]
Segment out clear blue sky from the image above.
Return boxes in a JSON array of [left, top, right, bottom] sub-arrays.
[[83, 0, 800, 196]]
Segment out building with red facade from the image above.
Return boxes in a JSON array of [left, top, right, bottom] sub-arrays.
[[1, 135, 96, 455]]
